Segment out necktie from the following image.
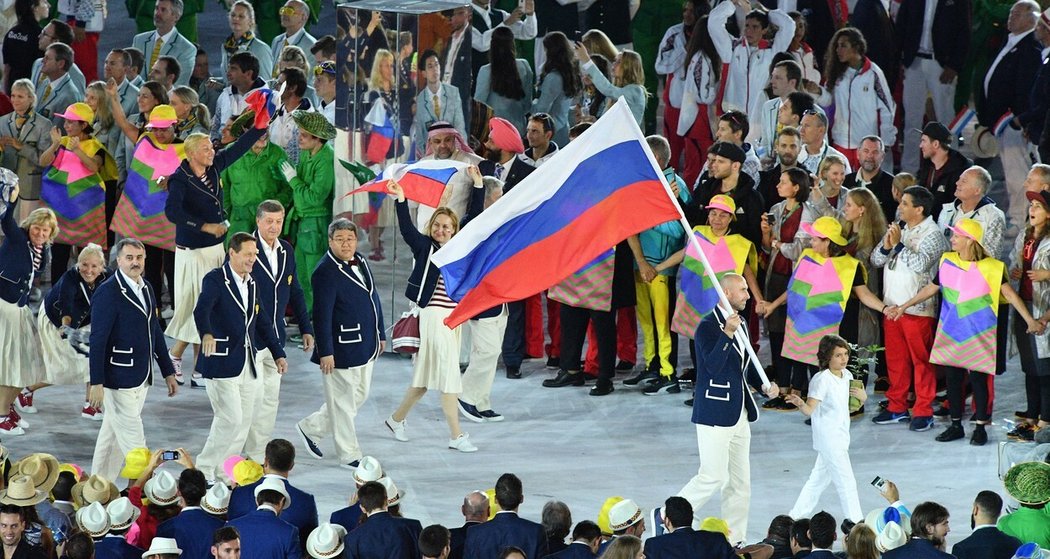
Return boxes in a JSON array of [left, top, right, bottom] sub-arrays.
[[433, 94, 441, 119], [150, 36, 164, 71], [494, 163, 504, 178], [273, 38, 288, 78], [41, 84, 52, 104]]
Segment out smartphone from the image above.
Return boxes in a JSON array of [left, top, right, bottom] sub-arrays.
[[765, 212, 776, 224], [162, 450, 179, 461], [871, 476, 886, 490]]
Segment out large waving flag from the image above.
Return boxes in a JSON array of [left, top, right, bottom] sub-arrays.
[[111, 134, 186, 250], [347, 159, 469, 209], [41, 139, 116, 248], [431, 98, 681, 328], [364, 100, 395, 164]]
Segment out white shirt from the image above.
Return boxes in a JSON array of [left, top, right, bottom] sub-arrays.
[[231, 271, 250, 310], [808, 368, 853, 452], [470, 3, 537, 52], [918, 0, 938, 54], [985, 30, 1033, 95], [155, 27, 176, 47], [259, 237, 280, 276], [119, 269, 147, 309], [443, 29, 467, 85]]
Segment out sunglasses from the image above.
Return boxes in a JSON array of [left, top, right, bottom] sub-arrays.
[[314, 62, 336, 76], [278, 6, 296, 16]]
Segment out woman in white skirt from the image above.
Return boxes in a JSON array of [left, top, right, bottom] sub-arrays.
[[383, 178, 478, 452], [0, 182, 57, 436], [20, 244, 108, 420]]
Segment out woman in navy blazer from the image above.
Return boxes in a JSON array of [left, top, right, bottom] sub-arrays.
[[384, 177, 480, 453], [26, 243, 108, 419], [0, 184, 56, 435]]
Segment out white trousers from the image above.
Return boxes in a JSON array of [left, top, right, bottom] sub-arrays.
[[677, 409, 752, 540], [196, 358, 262, 482], [788, 448, 863, 522], [902, 58, 958, 174], [243, 348, 280, 461], [1000, 126, 1037, 228], [460, 310, 508, 411], [91, 383, 149, 482], [321, 363, 374, 462]]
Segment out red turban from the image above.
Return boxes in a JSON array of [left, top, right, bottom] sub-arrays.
[[488, 117, 524, 154]]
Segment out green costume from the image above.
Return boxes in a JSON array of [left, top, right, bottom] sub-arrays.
[[955, 0, 1013, 110], [220, 141, 291, 239], [997, 507, 1050, 549], [632, 0, 682, 134], [127, 0, 205, 43], [287, 142, 333, 312]]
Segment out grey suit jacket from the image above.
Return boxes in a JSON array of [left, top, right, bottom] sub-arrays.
[[413, 84, 465, 154], [0, 112, 53, 200], [116, 79, 140, 117], [35, 73, 83, 123], [30, 58, 86, 95], [269, 29, 316, 79], [132, 29, 196, 86]]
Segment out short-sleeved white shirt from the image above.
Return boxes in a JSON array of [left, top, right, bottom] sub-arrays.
[[808, 368, 853, 453]]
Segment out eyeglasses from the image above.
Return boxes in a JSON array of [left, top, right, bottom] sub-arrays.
[[278, 6, 295, 15], [313, 61, 336, 76]]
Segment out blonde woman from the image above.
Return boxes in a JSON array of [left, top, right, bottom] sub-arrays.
[[170, 86, 211, 139], [221, 0, 273, 77], [812, 154, 850, 218], [0, 79, 53, 222], [574, 43, 647, 127], [581, 29, 619, 63], [274, 45, 318, 106], [21, 244, 108, 419]]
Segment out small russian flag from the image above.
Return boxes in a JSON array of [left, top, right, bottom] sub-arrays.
[[364, 100, 395, 164], [994, 112, 1015, 137], [347, 159, 469, 208], [948, 106, 976, 138]]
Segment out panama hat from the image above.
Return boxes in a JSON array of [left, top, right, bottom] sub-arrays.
[[72, 474, 120, 507], [106, 496, 141, 531], [201, 482, 230, 516], [1004, 461, 1050, 505], [121, 448, 151, 480], [801, 216, 848, 246], [144, 470, 179, 506], [353, 456, 382, 485], [379, 477, 403, 507], [608, 499, 643, 532], [147, 105, 178, 129], [56, 102, 94, 123], [706, 194, 738, 219], [0, 475, 46, 506], [306, 523, 346, 559], [971, 125, 999, 159], [254, 476, 291, 506], [75, 502, 110, 538], [291, 110, 336, 140], [141, 537, 182, 558], [876, 521, 907, 552], [11, 453, 59, 493]]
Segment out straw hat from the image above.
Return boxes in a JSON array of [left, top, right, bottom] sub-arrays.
[[353, 457, 382, 486], [876, 521, 907, 552], [608, 499, 643, 532], [121, 448, 151, 480], [379, 477, 402, 507], [75, 502, 110, 538], [10, 453, 59, 493], [306, 523, 347, 559], [201, 482, 230, 516], [292, 110, 335, 140], [801, 216, 848, 246], [254, 477, 291, 506], [72, 474, 120, 507], [1004, 462, 1050, 506], [0, 475, 46, 506], [143, 471, 179, 506], [971, 126, 999, 159], [106, 496, 141, 531], [141, 537, 182, 558]]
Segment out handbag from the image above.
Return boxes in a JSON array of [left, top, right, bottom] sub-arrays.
[[391, 247, 434, 355]]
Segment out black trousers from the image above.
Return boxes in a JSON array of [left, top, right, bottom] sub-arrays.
[[945, 366, 991, 422], [143, 245, 175, 314], [502, 300, 526, 368], [560, 304, 616, 382], [1014, 309, 1050, 421]]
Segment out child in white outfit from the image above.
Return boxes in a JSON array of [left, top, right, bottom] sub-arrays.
[[786, 334, 866, 522]]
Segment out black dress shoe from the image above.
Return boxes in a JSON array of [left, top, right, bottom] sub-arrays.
[[873, 377, 890, 393], [590, 381, 614, 396], [542, 371, 584, 388], [615, 360, 635, 371], [935, 423, 965, 442], [970, 425, 988, 446], [684, 398, 694, 407], [506, 367, 521, 379]]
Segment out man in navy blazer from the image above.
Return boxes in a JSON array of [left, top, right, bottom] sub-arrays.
[[226, 477, 300, 559], [296, 218, 384, 468], [449, 491, 490, 559], [156, 469, 224, 559], [884, 502, 955, 559], [543, 521, 601, 559], [342, 481, 420, 559], [463, 474, 547, 559], [88, 238, 177, 483], [243, 201, 314, 462], [677, 273, 778, 543], [802, 512, 838, 559], [643, 498, 735, 559], [951, 491, 1022, 559], [193, 232, 288, 482], [229, 439, 317, 551]]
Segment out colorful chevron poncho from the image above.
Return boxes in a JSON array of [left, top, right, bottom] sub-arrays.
[[548, 247, 616, 311], [929, 252, 1006, 375], [671, 226, 757, 338], [41, 137, 118, 248], [110, 134, 186, 250], [781, 249, 864, 366]]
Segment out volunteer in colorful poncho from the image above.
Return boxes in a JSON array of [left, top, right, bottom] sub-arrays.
[[762, 216, 892, 399], [891, 218, 1043, 446], [39, 102, 118, 274]]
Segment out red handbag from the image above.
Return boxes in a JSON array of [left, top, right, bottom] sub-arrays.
[[391, 309, 420, 354]]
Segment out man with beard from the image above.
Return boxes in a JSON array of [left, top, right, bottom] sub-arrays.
[[520, 114, 559, 168], [950, 491, 1021, 559], [0, 505, 47, 559], [689, 142, 765, 248], [915, 121, 972, 220], [750, 60, 805, 161], [883, 502, 954, 559], [844, 135, 896, 223], [415, 121, 483, 233], [759, 127, 802, 210]]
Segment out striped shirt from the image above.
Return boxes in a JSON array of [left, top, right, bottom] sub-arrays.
[[427, 275, 457, 309]]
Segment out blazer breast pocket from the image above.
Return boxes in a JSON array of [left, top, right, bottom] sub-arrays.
[[212, 336, 230, 356], [704, 379, 731, 402], [109, 346, 134, 367], [338, 323, 362, 344]]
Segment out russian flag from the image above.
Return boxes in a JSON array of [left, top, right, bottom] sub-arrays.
[[948, 106, 976, 138], [365, 100, 395, 164], [432, 98, 683, 328], [348, 160, 468, 208]]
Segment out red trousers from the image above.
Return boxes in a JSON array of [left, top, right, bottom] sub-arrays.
[[72, 32, 99, 84], [525, 292, 560, 358], [664, 104, 685, 171], [884, 314, 938, 416], [831, 144, 860, 171], [682, 105, 714, 189], [584, 306, 638, 374]]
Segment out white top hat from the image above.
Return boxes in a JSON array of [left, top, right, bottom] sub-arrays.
[[306, 522, 347, 559], [608, 499, 642, 532], [142, 537, 182, 558], [76, 501, 110, 538], [255, 476, 291, 506], [353, 457, 383, 485], [107, 496, 142, 531], [202, 482, 231, 516], [876, 521, 907, 553], [144, 471, 179, 506], [379, 477, 402, 507]]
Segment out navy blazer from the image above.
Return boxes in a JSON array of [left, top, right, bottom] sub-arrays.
[[543, 541, 597, 559], [894, 0, 970, 73], [343, 511, 420, 559], [1019, 54, 1050, 142], [951, 526, 1022, 559], [395, 200, 444, 307], [311, 250, 385, 368], [884, 539, 956, 559], [229, 476, 318, 551], [803, 551, 837, 559], [193, 263, 286, 378], [227, 507, 301, 559], [94, 535, 144, 559], [0, 200, 49, 306], [478, 157, 536, 195], [463, 512, 548, 559], [643, 528, 736, 559], [89, 272, 175, 388], [975, 32, 1042, 126], [330, 503, 362, 533], [164, 127, 264, 249], [44, 267, 107, 328], [691, 306, 764, 427], [156, 508, 224, 559], [449, 521, 482, 559], [252, 233, 313, 346]]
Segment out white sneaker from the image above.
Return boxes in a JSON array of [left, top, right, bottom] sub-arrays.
[[385, 416, 408, 442], [448, 433, 478, 453]]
